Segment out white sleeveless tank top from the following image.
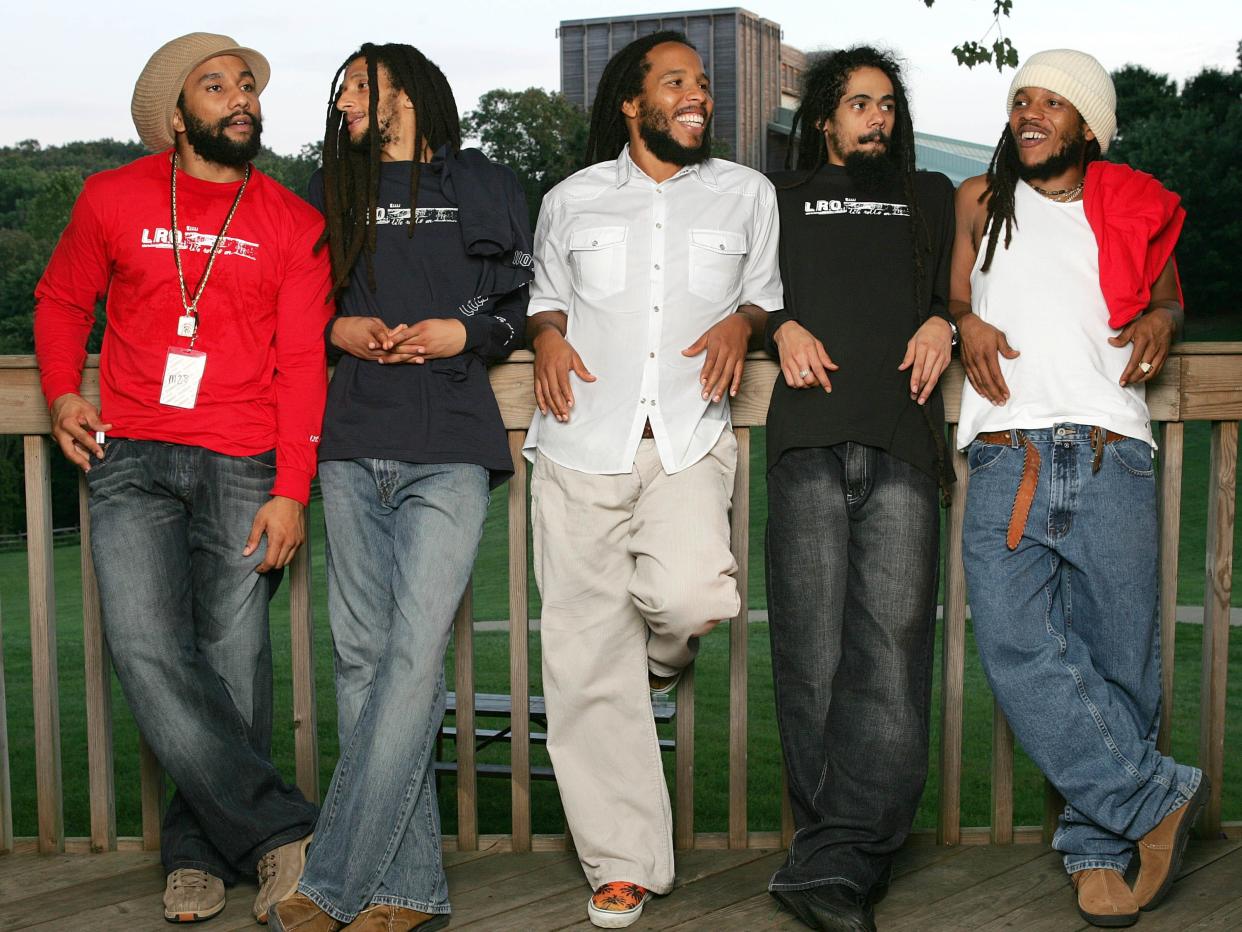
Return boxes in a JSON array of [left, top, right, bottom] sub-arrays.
[[956, 180, 1154, 449]]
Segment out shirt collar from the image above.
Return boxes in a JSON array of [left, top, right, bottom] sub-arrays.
[[615, 144, 718, 189]]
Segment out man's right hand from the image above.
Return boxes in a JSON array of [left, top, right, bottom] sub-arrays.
[[958, 312, 1019, 406], [532, 328, 595, 422], [50, 393, 112, 471], [330, 316, 395, 361], [773, 320, 837, 391]]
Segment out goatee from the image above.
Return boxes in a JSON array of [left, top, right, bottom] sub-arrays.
[[637, 100, 712, 167], [1015, 123, 1087, 182], [183, 110, 263, 168]]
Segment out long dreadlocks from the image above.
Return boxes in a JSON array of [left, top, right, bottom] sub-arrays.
[[584, 30, 694, 166], [977, 120, 1102, 273], [319, 43, 461, 294], [782, 47, 951, 498]]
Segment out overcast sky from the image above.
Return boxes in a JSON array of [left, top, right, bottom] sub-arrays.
[[8, 0, 1238, 155]]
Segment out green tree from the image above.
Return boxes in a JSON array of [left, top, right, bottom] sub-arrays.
[[919, 0, 1018, 71], [461, 88, 590, 224], [1110, 56, 1242, 317]]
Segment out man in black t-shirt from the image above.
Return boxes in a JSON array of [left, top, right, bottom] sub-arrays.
[[270, 44, 530, 932], [763, 47, 955, 932]]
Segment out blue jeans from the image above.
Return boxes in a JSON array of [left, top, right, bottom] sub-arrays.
[[963, 425, 1201, 874], [86, 440, 318, 881], [298, 459, 488, 922], [766, 444, 939, 896]]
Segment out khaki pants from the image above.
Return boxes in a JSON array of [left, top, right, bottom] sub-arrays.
[[531, 433, 740, 893]]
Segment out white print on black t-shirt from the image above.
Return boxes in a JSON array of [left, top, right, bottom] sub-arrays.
[[803, 199, 910, 217], [140, 226, 259, 260], [374, 205, 459, 225]]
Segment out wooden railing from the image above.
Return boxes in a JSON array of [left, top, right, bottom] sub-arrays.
[[0, 346, 1238, 856]]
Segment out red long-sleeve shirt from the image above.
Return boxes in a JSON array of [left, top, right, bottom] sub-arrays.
[[35, 152, 334, 505]]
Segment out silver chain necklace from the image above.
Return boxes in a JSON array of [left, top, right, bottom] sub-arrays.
[[1030, 178, 1085, 203]]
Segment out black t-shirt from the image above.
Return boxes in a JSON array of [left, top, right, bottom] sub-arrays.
[[308, 152, 530, 486], [763, 164, 955, 482]]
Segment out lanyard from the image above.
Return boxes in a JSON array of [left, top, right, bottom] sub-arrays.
[[170, 152, 250, 348]]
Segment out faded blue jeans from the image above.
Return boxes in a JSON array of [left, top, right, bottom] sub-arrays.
[[767, 444, 940, 897], [963, 425, 1201, 875], [86, 440, 318, 882], [298, 459, 488, 922]]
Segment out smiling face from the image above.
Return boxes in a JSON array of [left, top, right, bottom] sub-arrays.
[[822, 65, 895, 166], [335, 56, 415, 160], [172, 54, 263, 168], [1009, 86, 1095, 182], [622, 41, 713, 171]]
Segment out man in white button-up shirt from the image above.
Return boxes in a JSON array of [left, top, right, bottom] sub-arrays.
[[523, 31, 782, 929]]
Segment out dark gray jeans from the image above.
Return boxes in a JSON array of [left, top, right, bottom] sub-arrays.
[[766, 443, 939, 897]]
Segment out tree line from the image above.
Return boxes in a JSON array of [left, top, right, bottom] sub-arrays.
[[0, 54, 1238, 535]]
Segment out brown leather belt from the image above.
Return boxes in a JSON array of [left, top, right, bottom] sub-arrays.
[[975, 427, 1128, 550], [642, 420, 655, 439]]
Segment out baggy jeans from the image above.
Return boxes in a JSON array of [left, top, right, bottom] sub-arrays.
[[86, 439, 318, 881], [963, 425, 1201, 874]]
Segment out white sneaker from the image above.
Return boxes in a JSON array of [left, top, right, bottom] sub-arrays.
[[587, 882, 653, 928]]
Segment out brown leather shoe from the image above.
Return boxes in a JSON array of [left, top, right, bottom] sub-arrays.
[[268, 893, 344, 932], [1132, 774, 1210, 910], [1071, 869, 1139, 928], [344, 904, 450, 931]]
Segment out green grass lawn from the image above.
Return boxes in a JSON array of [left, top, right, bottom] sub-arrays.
[[2, 443, 1240, 839]]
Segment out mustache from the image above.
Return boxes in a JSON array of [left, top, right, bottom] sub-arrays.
[[857, 129, 890, 145]]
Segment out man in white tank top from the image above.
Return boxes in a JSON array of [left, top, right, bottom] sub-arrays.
[[947, 49, 1205, 929]]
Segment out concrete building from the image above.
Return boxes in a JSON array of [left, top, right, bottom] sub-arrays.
[[557, 7, 991, 184]]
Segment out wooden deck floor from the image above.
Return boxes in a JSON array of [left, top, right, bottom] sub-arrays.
[[1, 840, 1239, 930]]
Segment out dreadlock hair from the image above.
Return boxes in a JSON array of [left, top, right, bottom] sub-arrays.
[[319, 43, 461, 294], [977, 119, 1102, 273], [782, 47, 952, 500], [584, 30, 695, 166]]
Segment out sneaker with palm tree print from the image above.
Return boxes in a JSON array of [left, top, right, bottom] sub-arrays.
[[587, 881, 652, 928]]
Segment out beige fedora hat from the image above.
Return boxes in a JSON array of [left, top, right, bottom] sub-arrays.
[[131, 32, 271, 151]]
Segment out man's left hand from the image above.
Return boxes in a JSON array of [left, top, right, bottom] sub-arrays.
[[1110, 307, 1177, 386], [683, 313, 751, 402], [378, 319, 468, 364], [243, 496, 305, 573], [899, 316, 953, 405]]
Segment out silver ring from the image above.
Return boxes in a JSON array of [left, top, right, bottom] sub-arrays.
[[1139, 361, 1153, 374], [798, 369, 811, 378]]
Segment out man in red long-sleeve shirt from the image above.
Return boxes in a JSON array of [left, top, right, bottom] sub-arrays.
[[34, 33, 330, 925]]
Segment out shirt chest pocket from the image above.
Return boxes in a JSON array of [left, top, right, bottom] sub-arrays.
[[569, 226, 628, 301], [688, 229, 747, 301]]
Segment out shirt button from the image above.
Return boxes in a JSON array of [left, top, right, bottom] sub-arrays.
[[650, 400, 657, 407], [655, 222, 662, 229], [654, 264, 661, 270], [591, 240, 598, 246], [649, 352, 655, 358], [654, 305, 660, 312]]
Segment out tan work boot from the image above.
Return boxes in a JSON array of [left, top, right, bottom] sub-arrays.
[[1132, 774, 1211, 910], [254, 833, 314, 923], [344, 903, 451, 930], [163, 868, 226, 923], [1071, 869, 1139, 928], [268, 892, 343, 932]]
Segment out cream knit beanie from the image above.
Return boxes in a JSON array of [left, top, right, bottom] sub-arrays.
[[1006, 49, 1116, 153], [131, 33, 271, 151]]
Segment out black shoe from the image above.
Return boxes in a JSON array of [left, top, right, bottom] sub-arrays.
[[771, 884, 877, 932]]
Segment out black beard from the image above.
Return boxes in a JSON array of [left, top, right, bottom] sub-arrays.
[[182, 109, 262, 167], [637, 100, 712, 167], [842, 150, 900, 196], [1015, 124, 1087, 182]]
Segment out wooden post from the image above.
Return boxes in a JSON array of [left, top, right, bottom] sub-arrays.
[[674, 663, 696, 850], [79, 473, 116, 851], [938, 432, 968, 845], [507, 434, 532, 851], [25, 435, 63, 853], [140, 736, 164, 851], [1044, 781, 1065, 844], [453, 587, 478, 851], [1199, 421, 1236, 838], [0, 592, 12, 854], [1156, 422, 1184, 756], [728, 429, 750, 849], [289, 530, 319, 803], [990, 704, 1014, 844]]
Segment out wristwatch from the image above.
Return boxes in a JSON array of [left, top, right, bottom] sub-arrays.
[[946, 318, 959, 347]]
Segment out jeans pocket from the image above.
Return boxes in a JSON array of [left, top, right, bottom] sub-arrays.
[[967, 441, 1010, 476], [1106, 438, 1155, 477], [243, 449, 277, 470]]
